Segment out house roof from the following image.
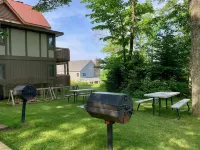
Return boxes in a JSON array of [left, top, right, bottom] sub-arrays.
[[0, 0, 51, 29], [69, 60, 92, 72]]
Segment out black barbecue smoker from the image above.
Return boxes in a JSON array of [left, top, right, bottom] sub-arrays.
[[13, 85, 37, 123], [86, 92, 134, 150]]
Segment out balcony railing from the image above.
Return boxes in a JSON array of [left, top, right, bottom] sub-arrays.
[[56, 47, 70, 62], [56, 75, 70, 86]]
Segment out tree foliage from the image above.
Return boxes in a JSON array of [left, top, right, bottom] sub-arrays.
[[100, 0, 191, 97], [34, 0, 71, 12], [33, 0, 192, 99]]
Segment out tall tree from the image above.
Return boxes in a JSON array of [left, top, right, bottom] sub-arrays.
[[128, 0, 135, 61], [189, 0, 200, 117], [81, 0, 131, 67]]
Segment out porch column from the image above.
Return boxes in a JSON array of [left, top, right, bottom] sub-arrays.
[[64, 62, 67, 75], [67, 62, 69, 75]]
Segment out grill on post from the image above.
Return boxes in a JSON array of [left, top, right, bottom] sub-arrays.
[[13, 85, 37, 123], [86, 92, 134, 150], [86, 92, 133, 124]]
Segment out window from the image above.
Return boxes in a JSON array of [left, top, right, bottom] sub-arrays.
[[82, 73, 86, 77], [48, 35, 54, 49], [49, 65, 55, 77], [77, 73, 79, 77], [0, 65, 5, 79], [0, 28, 5, 45]]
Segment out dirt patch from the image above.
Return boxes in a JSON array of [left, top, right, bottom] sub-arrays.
[[0, 125, 8, 130]]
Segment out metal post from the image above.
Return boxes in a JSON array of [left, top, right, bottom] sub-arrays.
[[152, 98, 155, 115], [137, 103, 141, 111], [176, 109, 180, 120], [21, 100, 27, 123], [105, 121, 114, 150], [166, 98, 168, 109], [159, 98, 161, 116], [171, 97, 173, 110], [187, 103, 190, 111], [74, 92, 76, 103]]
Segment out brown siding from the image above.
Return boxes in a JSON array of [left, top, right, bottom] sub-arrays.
[[5, 60, 53, 84], [0, 59, 60, 97], [0, 25, 70, 98], [0, 4, 21, 23], [56, 75, 70, 86]]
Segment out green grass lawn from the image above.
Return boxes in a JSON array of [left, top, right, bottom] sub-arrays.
[[0, 96, 199, 150]]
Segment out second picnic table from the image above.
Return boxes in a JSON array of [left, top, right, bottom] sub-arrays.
[[144, 92, 180, 116], [70, 88, 96, 103]]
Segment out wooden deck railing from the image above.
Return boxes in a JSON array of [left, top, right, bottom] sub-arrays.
[[56, 47, 70, 62], [56, 75, 70, 86]]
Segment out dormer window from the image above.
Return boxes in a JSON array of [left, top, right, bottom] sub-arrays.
[[48, 35, 54, 49]]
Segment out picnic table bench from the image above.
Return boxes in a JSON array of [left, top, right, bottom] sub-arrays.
[[144, 92, 180, 116], [135, 98, 153, 111], [70, 88, 96, 103], [171, 99, 190, 120]]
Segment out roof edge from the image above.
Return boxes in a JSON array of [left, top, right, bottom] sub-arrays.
[[3, 0, 26, 24], [2, 0, 51, 29], [80, 60, 93, 72], [1, 21, 63, 36]]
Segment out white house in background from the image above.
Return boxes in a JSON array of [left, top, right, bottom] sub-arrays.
[[57, 60, 101, 84]]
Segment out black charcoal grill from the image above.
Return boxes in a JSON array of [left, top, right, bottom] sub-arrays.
[[13, 85, 37, 101], [13, 85, 37, 123], [86, 92, 134, 150], [86, 92, 133, 124]]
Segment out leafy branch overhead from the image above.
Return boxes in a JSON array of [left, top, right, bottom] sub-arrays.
[[33, 0, 72, 12]]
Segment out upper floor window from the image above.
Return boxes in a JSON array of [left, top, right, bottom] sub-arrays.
[[82, 73, 86, 77], [48, 35, 54, 49], [49, 64, 55, 77], [77, 73, 79, 77], [0, 65, 5, 79], [0, 28, 5, 45]]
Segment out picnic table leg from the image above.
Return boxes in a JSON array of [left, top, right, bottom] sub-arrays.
[[74, 92, 75, 103], [137, 103, 141, 111], [187, 102, 190, 111], [159, 98, 161, 116], [76, 92, 78, 103], [166, 98, 168, 109], [152, 98, 155, 115], [176, 109, 180, 120], [171, 97, 173, 110]]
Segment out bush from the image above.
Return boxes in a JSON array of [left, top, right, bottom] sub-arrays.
[[129, 78, 190, 98], [70, 81, 92, 89]]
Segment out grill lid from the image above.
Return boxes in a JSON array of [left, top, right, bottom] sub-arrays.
[[13, 85, 37, 101], [87, 92, 132, 107], [86, 92, 133, 124]]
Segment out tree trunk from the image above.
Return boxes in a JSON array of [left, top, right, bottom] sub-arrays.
[[189, 0, 200, 117], [128, 0, 135, 61], [123, 41, 126, 67]]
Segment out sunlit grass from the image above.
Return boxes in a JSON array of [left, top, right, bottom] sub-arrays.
[[0, 96, 199, 150]]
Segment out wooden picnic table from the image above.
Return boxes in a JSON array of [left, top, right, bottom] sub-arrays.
[[144, 92, 180, 116], [70, 88, 96, 103]]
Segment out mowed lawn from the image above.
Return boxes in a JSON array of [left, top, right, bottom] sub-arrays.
[[0, 97, 200, 150]]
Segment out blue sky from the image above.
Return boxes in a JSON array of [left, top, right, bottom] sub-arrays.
[[22, 0, 161, 61]]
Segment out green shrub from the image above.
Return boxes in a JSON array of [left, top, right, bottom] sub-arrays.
[[129, 78, 190, 98], [70, 81, 92, 89]]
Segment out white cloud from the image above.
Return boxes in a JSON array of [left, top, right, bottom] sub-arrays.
[[43, 5, 90, 30], [56, 35, 106, 60]]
